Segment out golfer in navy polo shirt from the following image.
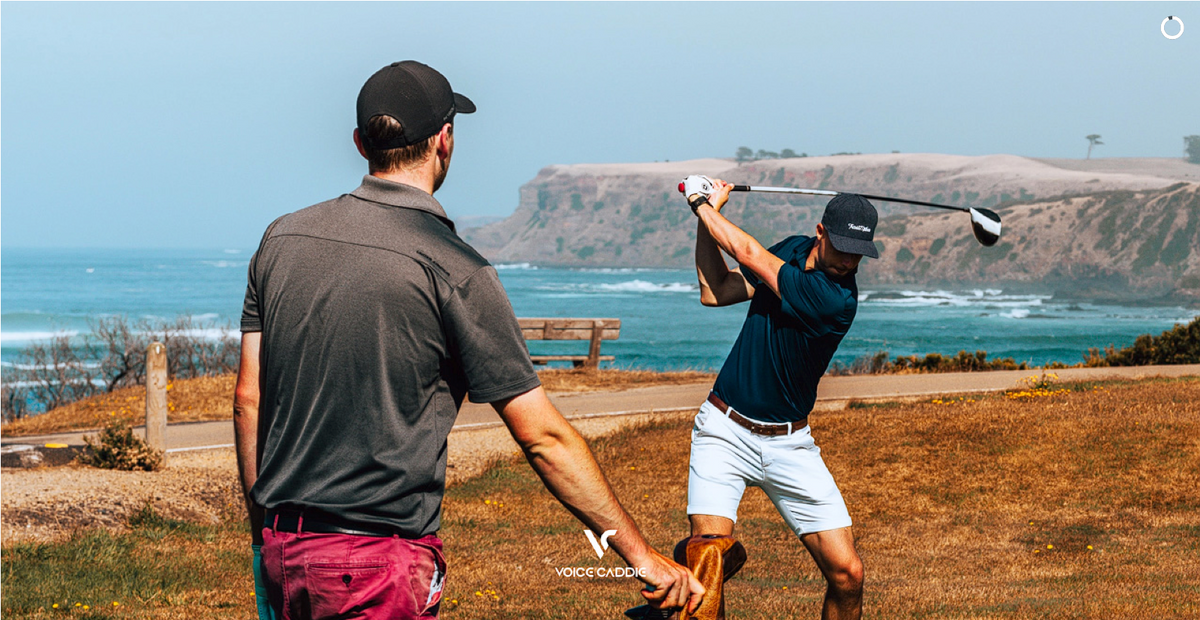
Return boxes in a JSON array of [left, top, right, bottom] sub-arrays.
[[681, 178, 877, 620]]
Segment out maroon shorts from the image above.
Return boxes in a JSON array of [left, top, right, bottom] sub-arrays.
[[261, 524, 446, 620]]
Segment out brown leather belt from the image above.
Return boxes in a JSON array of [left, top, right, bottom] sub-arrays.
[[707, 392, 807, 436]]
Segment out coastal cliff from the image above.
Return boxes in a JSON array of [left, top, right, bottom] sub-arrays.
[[462, 154, 1200, 303]]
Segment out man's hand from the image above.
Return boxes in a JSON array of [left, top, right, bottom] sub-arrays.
[[686, 178, 729, 214], [636, 548, 706, 612], [706, 178, 733, 213]]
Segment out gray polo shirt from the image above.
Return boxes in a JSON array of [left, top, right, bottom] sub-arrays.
[[241, 175, 541, 537]]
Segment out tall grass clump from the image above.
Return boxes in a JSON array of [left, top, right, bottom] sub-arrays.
[[79, 420, 163, 471]]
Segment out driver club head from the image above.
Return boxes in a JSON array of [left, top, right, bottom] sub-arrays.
[[969, 208, 1002, 246]]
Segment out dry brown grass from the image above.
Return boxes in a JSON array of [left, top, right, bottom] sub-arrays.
[[4, 377, 1197, 618], [1, 375, 237, 437], [438, 377, 1200, 619], [1, 370, 715, 437], [536, 368, 715, 392]]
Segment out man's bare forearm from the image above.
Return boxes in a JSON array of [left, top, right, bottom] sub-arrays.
[[233, 332, 264, 544], [496, 388, 649, 565], [695, 219, 732, 306], [233, 401, 265, 541], [526, 425, 648, 562], [697, 205, 784, 295]]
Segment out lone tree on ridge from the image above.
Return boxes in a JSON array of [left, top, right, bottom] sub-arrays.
[[1185, 135, 1200, 164], [1086, 134, 1103, 160]]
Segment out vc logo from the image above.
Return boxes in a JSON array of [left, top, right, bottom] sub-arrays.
[[584, 529, 617, 559]]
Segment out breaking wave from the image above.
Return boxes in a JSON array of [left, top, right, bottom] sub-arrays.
[[859, 289, 1050, 308], [535, 280, 698, 295]]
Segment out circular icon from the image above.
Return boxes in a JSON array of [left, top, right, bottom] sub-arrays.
[[1161, 15, 1184, 39]]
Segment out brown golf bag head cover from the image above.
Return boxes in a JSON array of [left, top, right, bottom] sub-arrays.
[[673, 534, 747, 620]]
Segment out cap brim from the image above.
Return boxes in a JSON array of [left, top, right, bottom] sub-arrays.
[[827, 233, 879, 259], [454, 93, 476, 114]]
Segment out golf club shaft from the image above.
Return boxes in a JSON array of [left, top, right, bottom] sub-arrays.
[[731, 185, 970, 214]]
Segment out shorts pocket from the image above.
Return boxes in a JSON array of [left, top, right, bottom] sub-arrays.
[[305, 558, 395, 620], [405, 539, 447, 617], [692, 406, 716, 439]]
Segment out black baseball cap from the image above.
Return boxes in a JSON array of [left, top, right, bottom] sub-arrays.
[[821, 194, 879, 258], [356, 61, 476, 150]]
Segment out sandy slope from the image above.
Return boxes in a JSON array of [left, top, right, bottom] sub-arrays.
[[1034, 157, 1200, 182]]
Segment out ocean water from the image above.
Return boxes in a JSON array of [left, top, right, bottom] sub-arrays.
[[2, 249, 1197, 373]]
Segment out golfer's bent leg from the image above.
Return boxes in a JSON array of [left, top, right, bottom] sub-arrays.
[[800, 527, 863, 620], [681, 401, 755, 619], [688, 515, 734, 537], [675, 517, 741, 620]]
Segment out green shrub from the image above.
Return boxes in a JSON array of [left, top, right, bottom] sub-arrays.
[[1084, 316, 1200, 366], [829, 350, 1029, 375], [79, 421, 162, 471]]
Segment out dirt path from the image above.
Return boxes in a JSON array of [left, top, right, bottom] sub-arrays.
[[0, 412, 672, 546]]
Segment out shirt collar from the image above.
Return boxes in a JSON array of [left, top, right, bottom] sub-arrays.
[[796, 235, 858, 281], [349, 175, 455, 232]]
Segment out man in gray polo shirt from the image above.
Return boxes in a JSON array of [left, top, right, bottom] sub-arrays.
[[233, 61, 702, 620]]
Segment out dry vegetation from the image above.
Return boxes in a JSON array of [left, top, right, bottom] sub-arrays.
[[535, 368, 714, 392], [1, 375, 236, 437], [4, 377, 1198, 619], [438, 377, 1200, 619], [0, 370, 714, 437]]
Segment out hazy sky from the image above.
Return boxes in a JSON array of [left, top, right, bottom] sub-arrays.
[[2, 2, 1196, 249]]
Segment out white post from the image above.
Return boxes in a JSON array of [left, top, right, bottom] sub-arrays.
[[145, 342, 168, 455]]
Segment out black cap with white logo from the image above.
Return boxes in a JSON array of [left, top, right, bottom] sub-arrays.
[[356, 61, 476, 150], [821, 194, 879, 258]]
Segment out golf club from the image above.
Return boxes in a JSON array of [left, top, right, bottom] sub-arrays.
[[678, 175, 1003, 247]]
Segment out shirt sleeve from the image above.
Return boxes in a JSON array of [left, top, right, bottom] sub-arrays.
[[240, 250, 262, 333], [775, 262, 857, 337], [241, 221, 281, 333], [443, 266, 542, 403]]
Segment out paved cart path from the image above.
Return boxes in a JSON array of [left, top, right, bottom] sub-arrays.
[[5, 364, 1198, 453]]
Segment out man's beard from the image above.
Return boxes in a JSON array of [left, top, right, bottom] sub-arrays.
[[432, 155, 451, 193]]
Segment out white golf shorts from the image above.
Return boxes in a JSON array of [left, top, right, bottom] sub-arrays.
[[687, 399, 852, 536]]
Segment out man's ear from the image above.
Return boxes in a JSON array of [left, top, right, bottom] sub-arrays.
[[815, 222, 826, 240], [353, 129, 369, 160], [435, 123, 453, 159]]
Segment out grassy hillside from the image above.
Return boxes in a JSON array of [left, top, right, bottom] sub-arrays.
[[868, 182, 1200, 302]]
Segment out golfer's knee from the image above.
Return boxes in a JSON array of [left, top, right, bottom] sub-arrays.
[[826, 557, 864, 597]]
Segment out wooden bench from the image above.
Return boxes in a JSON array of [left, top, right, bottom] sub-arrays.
[[518, 318, 621, 369]]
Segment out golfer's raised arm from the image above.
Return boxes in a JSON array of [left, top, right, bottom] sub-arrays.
[[695, 206, 755, 307], [493, 387, 704, 612], [693, 179, 786, 300]]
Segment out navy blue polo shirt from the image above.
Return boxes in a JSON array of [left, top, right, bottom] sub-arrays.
[[711, 235, 858, 423]]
